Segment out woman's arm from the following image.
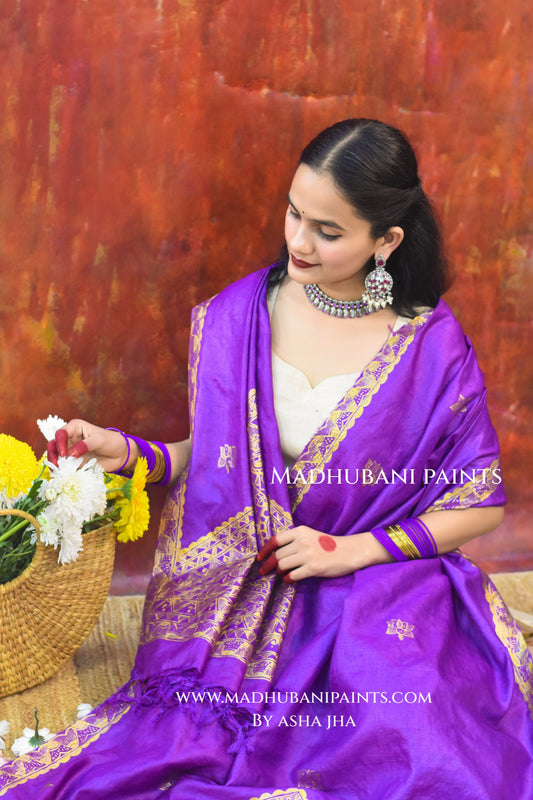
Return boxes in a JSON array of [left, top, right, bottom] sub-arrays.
[[257, 505, 505, 582], [49, 420, 192, 483], [124, 437, 192, 484]]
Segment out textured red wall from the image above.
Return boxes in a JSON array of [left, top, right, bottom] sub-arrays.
[[0, 0, 531, 590]]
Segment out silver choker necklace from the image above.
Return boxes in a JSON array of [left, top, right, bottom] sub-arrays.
[[303, 283, 371, 317], [302, 257, 394, 318]]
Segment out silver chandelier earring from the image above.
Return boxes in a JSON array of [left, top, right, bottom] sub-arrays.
[[362, 254, 394, 310]]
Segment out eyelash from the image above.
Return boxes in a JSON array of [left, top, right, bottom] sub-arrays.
[[287, 207, 341, 241]]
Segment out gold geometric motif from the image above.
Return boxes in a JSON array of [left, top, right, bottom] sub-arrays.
[[142, 507, 258, 648], [141, 500, 295, 680], [484, 577, 533, 719], [450, 393, 471, 414], [425, 458, 501, 512], [289, 311, 432, 511], [249, 791, 309, 800], [386, 619, 415, 641], [0, 701, 132, 795], [248, 388, 293, 548], [243, 575, 295, 681]]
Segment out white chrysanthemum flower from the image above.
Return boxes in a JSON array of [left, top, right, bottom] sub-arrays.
[[76, 703, 93, 719], [0, 755, 8, 766], [0, 719, 9, 750], [37, 415, 67, 442], [57, 523, 83, 565], [37, 512, 60, 548], [41, 457, 106, 526], [37, 457, 107, 564], [11, 727, 53, 757]]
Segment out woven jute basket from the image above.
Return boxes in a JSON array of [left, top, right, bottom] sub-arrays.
[[0, 509, 116, 698]]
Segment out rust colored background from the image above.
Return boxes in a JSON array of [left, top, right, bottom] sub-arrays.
[[0, 1, 531, 592]]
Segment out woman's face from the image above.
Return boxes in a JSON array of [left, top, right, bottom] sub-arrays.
[[285, 164, 378, 299]]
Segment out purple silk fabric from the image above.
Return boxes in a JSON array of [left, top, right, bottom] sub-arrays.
[[1, 265, 532, 800]]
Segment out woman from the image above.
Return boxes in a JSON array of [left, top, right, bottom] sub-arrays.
[[1, 119, 532, 799]]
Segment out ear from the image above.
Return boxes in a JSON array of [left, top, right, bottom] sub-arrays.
[[375, 226, 404, 260]]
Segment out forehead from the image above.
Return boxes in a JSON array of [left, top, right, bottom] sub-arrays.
[[288, 164, 363, 224]]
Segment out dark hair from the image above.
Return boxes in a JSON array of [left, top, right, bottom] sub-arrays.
[[269, 118, 450, 316]]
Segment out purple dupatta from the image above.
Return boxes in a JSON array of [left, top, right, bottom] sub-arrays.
[[1, 265, 532, 800]]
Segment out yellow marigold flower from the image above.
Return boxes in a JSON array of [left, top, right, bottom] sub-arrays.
[[0, 434, 39, 499], [112, 457, 150, 543]]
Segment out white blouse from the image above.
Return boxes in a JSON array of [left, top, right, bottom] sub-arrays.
[[267, 284, 412, 466]]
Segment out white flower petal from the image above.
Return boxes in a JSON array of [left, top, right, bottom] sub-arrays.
[[38, 457, 108, 565], [0, 720, 9, 738], [37, 513, 60, 548], [0, 755, 8, 766], [11, 736, 34, 757], [58, 526, 83, 565], [76, 703, 93, 719], [37, 415, 67, 442], [11, 727, 54, 757]]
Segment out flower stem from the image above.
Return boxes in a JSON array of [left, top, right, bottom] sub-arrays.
[[0, 503, 45, 543], [28, 709, 45, 748]]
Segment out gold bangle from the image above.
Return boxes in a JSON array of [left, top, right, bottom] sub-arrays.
[[385, 524, 422, 560], [146, 443, 166, 483]]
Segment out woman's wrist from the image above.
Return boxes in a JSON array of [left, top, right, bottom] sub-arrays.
[[344, 531, 395, 570], [124, 438, 141, 473], [106, 429, 172, 484], [369, 517, 438, 562]]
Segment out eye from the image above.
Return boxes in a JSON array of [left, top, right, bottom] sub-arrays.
[[317, 229, 341, 241], [287, 206, 300, 218]]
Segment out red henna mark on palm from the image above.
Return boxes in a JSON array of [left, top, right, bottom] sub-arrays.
[[319, 535, 336, 552]]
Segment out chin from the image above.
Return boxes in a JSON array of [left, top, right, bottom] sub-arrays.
[[287, 263, 317, 284]]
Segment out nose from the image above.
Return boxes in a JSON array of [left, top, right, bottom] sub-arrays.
[[287, 219, 313, 255]]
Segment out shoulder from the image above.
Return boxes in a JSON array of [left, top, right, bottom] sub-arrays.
[[192, 264, 274, 319], [414, 299, 470, 351], [407, 299, 485, 386]]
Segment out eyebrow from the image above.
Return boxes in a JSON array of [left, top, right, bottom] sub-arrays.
[[287, 194, 346, 231]]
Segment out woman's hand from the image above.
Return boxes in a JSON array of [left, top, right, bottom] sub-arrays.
[[256, 526, 385, 583], [47, 419, 133, 473]]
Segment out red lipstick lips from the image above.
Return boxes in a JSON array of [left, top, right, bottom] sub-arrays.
[[291, 254, 318, 269]]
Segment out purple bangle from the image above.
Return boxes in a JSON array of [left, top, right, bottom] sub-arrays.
[[125, 435, 156, 473], [151, 440, 172, 486], [370, 526, 409, 562], [402, 518, 438, 558], [414, 517, 438, 556], [106, 428, 131, 474]]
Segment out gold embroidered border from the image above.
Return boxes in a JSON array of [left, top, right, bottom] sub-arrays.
[[289, 312, 432, 511], [249, 790, 308, 800], [248, 387, 272, 547], [189, 297, 212, 435], [425, 458, 501, 512], [484, 576, 533, 719], [155, 297, 212, 574], [243, 577, 295, 681], [143, 498, 295, 679], [142, 507, 257, 647], [0, 701, 132, 795]]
